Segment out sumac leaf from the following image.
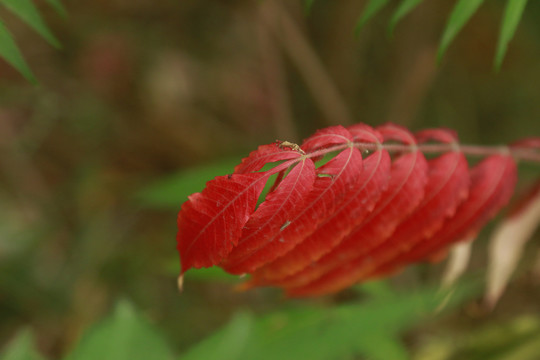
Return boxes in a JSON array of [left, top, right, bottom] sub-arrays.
[[176, 122, 539, 298]]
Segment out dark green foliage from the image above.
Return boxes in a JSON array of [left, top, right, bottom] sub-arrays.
[[181, 282, 475, 360], [437, 0, 486, 62], [0, 283, 477, 360], [309, 0, 529, 69], [0, 0, 64, 82], [495, 0, 529, 70], [63, 301, 175, 360], [355, 0, 391, 34], [0, 20, 35, 83]]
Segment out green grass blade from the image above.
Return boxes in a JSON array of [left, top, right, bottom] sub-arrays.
[[0, 19, 36, 83], [388, 0, 424, 35], [44, 0, 67, 18], [437, 0, 485, 62], [494, 0, 528, 71], [181, 312, 255, 360], [0, 0, 61, 48], [355, 0, 390, 35]]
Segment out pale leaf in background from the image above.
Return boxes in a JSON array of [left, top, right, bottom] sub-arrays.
[[441, 239, 473, 289], [486, 183, 540, 307]]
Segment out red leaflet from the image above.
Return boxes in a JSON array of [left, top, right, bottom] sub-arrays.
[[176, 122, 538, 297]]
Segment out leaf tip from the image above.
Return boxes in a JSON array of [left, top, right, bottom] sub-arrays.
[[177, 274, 184, 293], [441, 240, 473, 289], [353, 22, 365, 38], [436, 46, 446, 65], [51, 37, 63, 50], [493, 52, 505, 73], [483, 290, 501, 311]]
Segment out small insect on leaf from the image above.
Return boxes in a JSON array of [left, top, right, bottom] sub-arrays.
[[280, 220, 292, 231], [278, 140, 306, 154]]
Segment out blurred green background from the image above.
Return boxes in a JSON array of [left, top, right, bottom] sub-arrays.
[[1, 0, 540, 359]]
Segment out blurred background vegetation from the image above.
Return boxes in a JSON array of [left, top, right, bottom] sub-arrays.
[[1, 0, 540, 359]]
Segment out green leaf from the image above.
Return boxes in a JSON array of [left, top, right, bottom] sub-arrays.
[[43, 0, 67, 18], [0, 329, 45, 360], [358, 334, 409, 360], [437, 0, 485, 62], [181, 312, 255, 360], [388, 0, 425, 35], [64, 300, 175, 360], [0, 0, 61, 48], [355, 0, 391, 35], [0, 19, 36, 83], [358, 279, 396, 300], [182, 282, 477, 360], [135, 157, 242, 208], [494, 0, 528, 71]]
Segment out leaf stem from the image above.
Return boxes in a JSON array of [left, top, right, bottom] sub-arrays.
[[302, 142, 540, 163]]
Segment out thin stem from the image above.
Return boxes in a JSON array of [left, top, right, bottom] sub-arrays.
[[301, 142, 540, 163], [508, 147, 540, 163], [257, 2, 297, 141], [264, 0, 353, 126]]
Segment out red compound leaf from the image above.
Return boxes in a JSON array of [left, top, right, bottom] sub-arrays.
[[176, 122, 538, 297]]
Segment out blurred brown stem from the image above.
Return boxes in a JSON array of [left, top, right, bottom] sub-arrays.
[[262, 0, 352, 126], [257, 4, 298, 140]]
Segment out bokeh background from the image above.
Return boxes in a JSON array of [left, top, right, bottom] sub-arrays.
[[1, 0, 540, 358]]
